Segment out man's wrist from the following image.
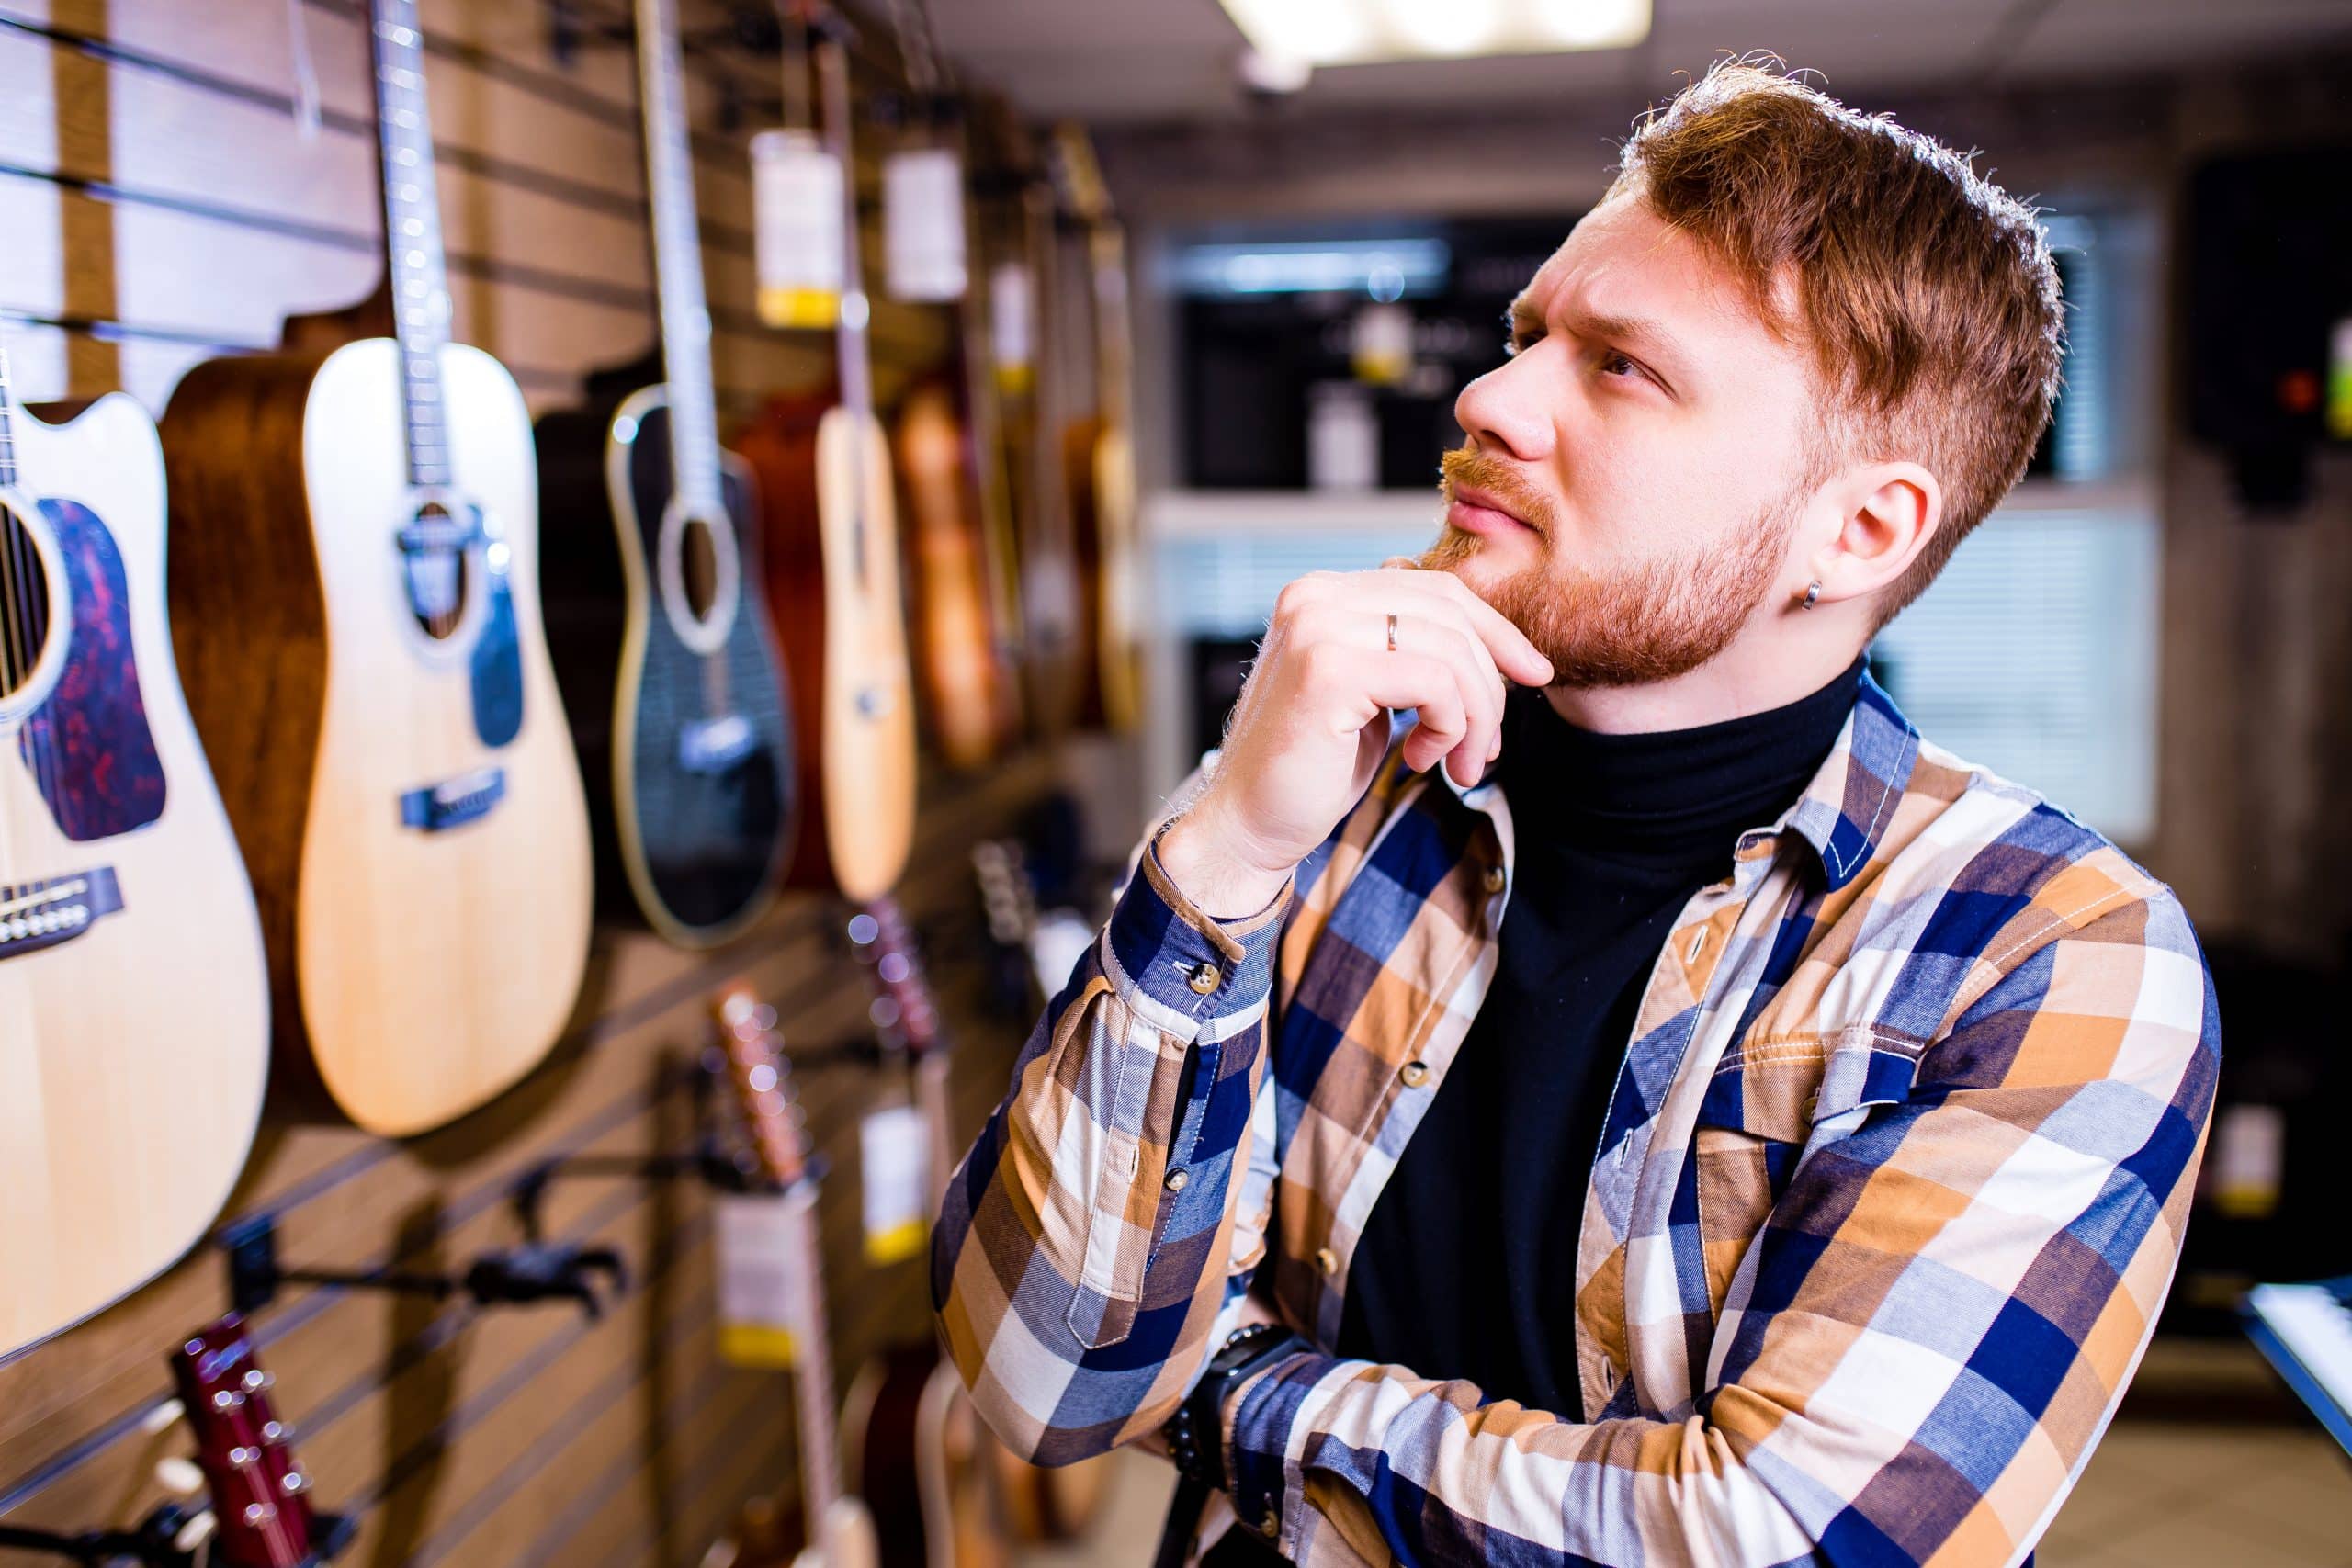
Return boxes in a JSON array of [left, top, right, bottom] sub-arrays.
[[1165, 1324, 1302, 1495], [1158, 804, 1295, 922]]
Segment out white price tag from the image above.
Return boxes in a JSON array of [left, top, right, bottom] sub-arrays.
[[989, 261, 1035, 391], [882, 146, 967, 303], [860, 1103, 931, 1265], [713, 1186, 820, 1369], [751, 129, 844, 329]]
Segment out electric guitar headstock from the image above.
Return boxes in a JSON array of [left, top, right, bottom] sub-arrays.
[[712, 984, 812, 1193], [170, 1315, 334, 1568], [846, 896, 940, 1059]]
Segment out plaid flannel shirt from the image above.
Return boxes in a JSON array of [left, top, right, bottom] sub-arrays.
[[933, 674, 2219, 1566]]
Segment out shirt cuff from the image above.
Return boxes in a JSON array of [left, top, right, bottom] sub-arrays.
[[1102, 829, 1293, 1023], [1222, 1348, 1333, 1553]]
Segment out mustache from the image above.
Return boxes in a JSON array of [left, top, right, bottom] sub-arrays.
[[1438, 447, 1555, 539]]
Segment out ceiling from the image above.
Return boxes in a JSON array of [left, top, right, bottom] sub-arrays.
[[925, 0, 2352, 125]]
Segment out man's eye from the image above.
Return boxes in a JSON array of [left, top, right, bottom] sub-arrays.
[[1598, 349, 1642, 379]]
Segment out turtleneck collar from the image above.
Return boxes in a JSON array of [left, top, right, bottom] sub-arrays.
[[1498, 659, 1866, 864]]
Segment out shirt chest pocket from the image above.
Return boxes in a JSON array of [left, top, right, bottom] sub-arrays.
[[1688, 1026, 1920, 1312]]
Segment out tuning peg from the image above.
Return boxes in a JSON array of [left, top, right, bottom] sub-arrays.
[[171, 1508, 218, 1554], [141, 1398, 186, 1434], [155, 1455, 207, 1496]]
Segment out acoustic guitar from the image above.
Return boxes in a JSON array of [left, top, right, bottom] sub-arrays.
[[1046, 125, 1143, 736], [895, 378, 1013, 772], [713, 984, 882, 1568], [0, 356, 269, 1360], [731, 9, 917, 904], [537, 0, 796, 947], [838, 899, 1109, 1564], [160, 0, 593, 1137]]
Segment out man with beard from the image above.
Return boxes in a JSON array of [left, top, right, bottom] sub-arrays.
[[933, 62, 2218, 1567]]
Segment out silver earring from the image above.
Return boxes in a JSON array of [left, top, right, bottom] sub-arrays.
[[1800, 581, 1822, 610]]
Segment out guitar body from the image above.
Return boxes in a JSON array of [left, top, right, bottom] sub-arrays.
[[789, 1498, 883, 1568], [537, 376, 796, 945], [732, 394, 916, 904], [0, 393, 270, 1358], [896, 381, 1011, 772], [163, 339, 594, 1136]]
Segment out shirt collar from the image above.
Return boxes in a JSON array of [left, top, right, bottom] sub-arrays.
[[1436, 669, 1920, 894]]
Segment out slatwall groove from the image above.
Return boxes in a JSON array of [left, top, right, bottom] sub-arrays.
[[0, 0, 950, 417], [0, 0, 1024, 1549]]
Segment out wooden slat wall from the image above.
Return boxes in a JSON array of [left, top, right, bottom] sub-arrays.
[[0, 2, 1040, 1562]]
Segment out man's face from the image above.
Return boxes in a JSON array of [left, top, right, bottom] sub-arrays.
[[1423, 194, 1827, 687]]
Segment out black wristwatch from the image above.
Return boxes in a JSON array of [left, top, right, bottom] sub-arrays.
[[1155, 1323, 1305, 1568]]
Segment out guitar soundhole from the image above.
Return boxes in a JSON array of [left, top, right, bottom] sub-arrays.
[[0, 503, 55, 701], [680, 514, 720, 621], [404, 500, 472, 642]]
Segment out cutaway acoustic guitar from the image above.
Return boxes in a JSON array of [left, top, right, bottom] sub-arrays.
[[0, 355, 269, 1359]]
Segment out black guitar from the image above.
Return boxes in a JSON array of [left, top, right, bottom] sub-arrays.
[[537, 0, 797, 946]]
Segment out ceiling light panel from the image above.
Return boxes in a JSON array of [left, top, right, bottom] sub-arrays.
[[1219, 0, 1650, 67]]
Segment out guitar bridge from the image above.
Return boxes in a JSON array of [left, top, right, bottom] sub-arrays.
[[398, 767, 506, 832], [678, 713, 756, 775], [0, 867, 125, 961]]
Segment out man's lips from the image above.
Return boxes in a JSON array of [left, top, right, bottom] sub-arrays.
[[1445, 482, 1536, 537]]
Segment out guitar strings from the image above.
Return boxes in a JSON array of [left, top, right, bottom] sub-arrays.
[[7, 507, 62, 818]]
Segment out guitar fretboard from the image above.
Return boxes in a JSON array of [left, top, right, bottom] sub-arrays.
[[0, 347, 18, 490], [370, 0, 453, 491], [635, 0, 723, 518]]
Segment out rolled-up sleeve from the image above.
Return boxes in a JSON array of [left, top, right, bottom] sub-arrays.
[[933, 818, 1292, 1464]]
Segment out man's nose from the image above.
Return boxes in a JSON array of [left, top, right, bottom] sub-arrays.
[[1453, 355, 1555, 465]]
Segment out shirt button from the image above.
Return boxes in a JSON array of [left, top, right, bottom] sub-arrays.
[[1164, 1167, 1190, 1192], [1803, 1089, 1821, 1121], [1398, 1060, 1430, 1089], [1314, 1247, 1338, 1277], [1187, 961, 1221, 995], [1482, 864, 1506, 894]]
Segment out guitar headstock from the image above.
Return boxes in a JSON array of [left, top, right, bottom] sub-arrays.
[[711, 984, 811, 1192], [847, 896, 940, 1057], [169, 1315, 320, 1568], [1046, 122, 1113, 230]]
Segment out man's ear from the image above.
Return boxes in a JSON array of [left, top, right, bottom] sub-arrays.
[[1804, 461, 1942, 608]]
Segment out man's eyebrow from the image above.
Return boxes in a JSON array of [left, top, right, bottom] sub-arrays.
[[1507, 298, 1688, 367]]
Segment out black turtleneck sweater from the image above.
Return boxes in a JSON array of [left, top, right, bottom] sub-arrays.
[[1329, 661, 1864, 1419]]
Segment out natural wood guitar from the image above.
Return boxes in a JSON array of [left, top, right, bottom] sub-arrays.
[[730, 12, 916, 904], [0, 358, 270, 1359], [159, 0, 592, 1136], [537, 0, 796, 947]]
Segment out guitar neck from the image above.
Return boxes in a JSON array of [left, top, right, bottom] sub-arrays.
[[634, 0, 723, 516], [368, 0, 453, 491], [1087, 222, 1133, 437], [790, 1187, 844, 1527], [812, 24, 875, 424], [912, 1051, 955, 1208], [0, 348, 18, 488]]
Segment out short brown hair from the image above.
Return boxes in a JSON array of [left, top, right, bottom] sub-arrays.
[[1607, 59, 2064, 626]]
